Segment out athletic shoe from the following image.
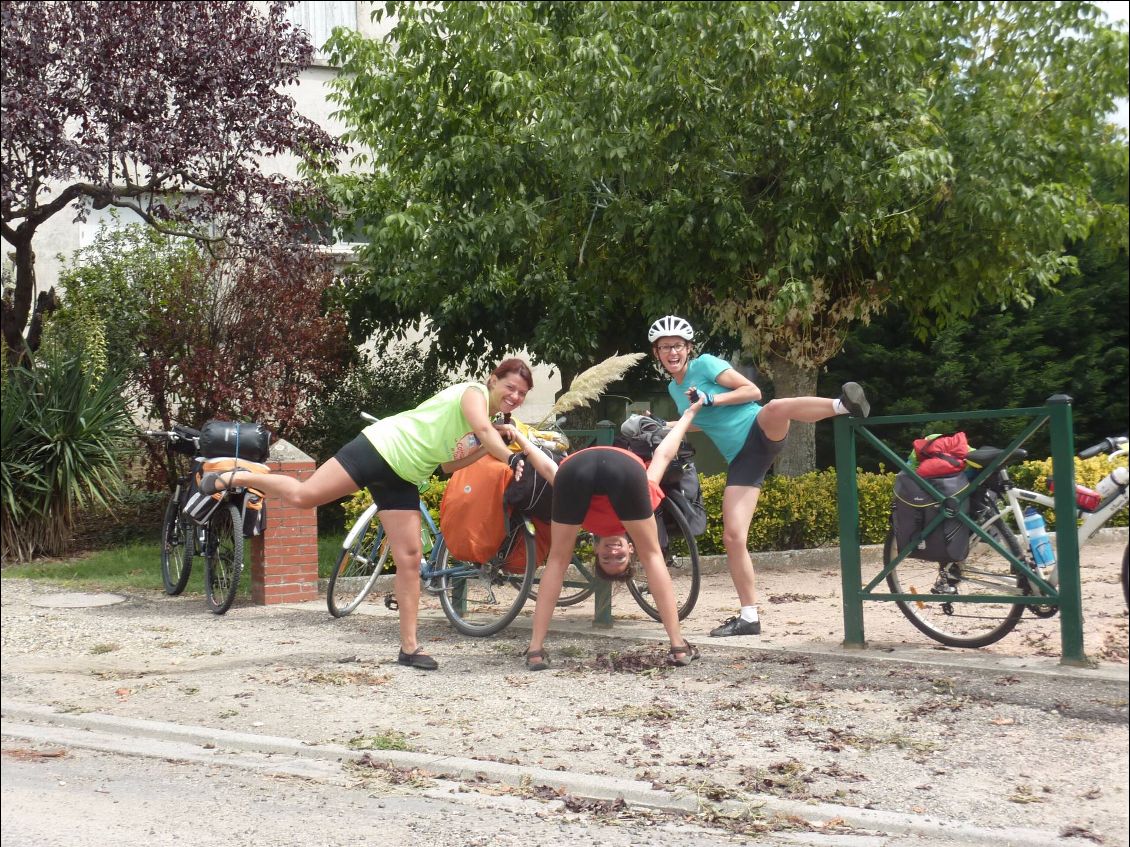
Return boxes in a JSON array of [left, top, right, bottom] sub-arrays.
[[709, 615, 761, 637], [840, 382, 870, 418], [397, 648, 439, 670]]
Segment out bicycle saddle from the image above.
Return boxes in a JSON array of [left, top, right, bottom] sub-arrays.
[[965, 446, 1028, 468]]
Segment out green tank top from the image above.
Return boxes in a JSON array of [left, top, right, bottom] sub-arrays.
[[362, 383, 488, 485]]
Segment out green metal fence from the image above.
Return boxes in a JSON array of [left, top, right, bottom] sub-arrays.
[[833, 395, 1088, 663]]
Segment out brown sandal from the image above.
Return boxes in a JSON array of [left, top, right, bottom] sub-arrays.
[[667, 642, 700, 667], [524, 648, 550, 671]]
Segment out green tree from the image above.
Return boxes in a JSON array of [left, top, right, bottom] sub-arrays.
[[323, 1, 1127, 473]]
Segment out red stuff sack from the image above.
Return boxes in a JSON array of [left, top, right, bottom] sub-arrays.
[[440, 457, 512, 563], [913, 432, 970, 479]]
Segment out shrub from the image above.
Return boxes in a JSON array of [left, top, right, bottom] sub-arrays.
[[341, 478, 448, 534], [697, 468, 896, 555], [1, 345, 133, 562]]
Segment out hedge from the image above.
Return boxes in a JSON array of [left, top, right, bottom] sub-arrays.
[[339, 455, 1126, 556]]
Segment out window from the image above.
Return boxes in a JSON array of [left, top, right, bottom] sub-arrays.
[[286, 1, 356, 62]]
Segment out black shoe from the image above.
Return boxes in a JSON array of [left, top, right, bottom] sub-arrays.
[[198, 472, 226, 495], [524, 648, 550, 671], [709, 616, 761, 637], [840, 382, 870, 418], [397, 648, 438, 670]]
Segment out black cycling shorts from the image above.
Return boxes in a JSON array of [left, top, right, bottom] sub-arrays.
[[333, 434, 420, 512], [552, 448, 654, 526], [726, 416, 787, 488]]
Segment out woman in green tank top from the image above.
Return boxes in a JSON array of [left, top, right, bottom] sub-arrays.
[[199, 358, 535, 670]]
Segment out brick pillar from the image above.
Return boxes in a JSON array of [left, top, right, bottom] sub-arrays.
[[250, 439, 319, 605]]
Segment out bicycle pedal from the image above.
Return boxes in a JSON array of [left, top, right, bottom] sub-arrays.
[[383, 593, 398, 610]]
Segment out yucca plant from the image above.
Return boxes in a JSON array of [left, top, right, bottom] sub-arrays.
[[1, 344, 133, 563]]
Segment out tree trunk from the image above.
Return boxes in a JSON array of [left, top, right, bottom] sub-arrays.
[[2, 236, 36, 365], [766, 353, 819, 477]]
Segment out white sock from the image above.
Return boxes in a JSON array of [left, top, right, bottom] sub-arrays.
[[832, 398, 848, 415], [740, 605, 759, 622]]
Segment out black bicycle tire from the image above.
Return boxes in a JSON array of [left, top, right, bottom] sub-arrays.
[[327, 506, 388, 618], [884, 522, 1026, 648], [204, 503, 243, 615], [160, 488, 193, 596], [1121, 545, 1128, 608], [626, 490, 701, 622], [437, 525, 536, 637]]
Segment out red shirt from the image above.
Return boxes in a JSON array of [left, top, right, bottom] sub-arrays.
[[559, 447, 664, 536]]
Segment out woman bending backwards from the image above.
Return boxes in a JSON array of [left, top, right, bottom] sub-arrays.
[[501, 396, 705, 671], [647, 315, 870, 638], [200, 358, 534, 670]]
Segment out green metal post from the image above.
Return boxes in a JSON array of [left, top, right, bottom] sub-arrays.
[[834, 415, 866, 647], [1047, 395, 1086, 664]]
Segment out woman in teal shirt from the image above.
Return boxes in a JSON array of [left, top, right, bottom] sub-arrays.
[[647, 316, 870, 638], [200, 358, 534, 670]]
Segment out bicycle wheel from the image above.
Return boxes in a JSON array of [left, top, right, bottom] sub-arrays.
[[437, 523, 536, 636], [160, 489, 193, 596], [530, 533, 597, 607], [884, 518, 1027, 648], [204, 503, 243, 615], [1121, 545, 1128, 608], [327, 504, 389, 617], [626, 491, 701, 622]]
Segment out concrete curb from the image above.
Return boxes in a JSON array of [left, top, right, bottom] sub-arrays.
[[0, 700, 1084, 846]]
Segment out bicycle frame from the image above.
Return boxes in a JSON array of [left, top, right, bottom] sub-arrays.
[[340, 499, 487, 586], [985, 480, 1130, 591]]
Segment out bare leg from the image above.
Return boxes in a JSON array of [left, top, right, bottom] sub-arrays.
[[379, 509, 426, 654], [722, 484, 762, 606], [755, 397, 837, 441], [212, 458, 358, 509], [621, 517, 685, 648], [527, 522, 582, 654]]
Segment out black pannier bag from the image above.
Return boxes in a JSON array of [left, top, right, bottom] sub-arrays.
[[892, 471, 972, 563], [616, 414, 706, 538], [504, 446, 557, 523], [240, 490, 267, 538], [661, 462, 707, 538], [199, 420, 272, 462]]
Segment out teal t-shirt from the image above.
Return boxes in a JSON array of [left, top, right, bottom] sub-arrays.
[[362, 382, 488, 484], [668, 354, 761, 464]]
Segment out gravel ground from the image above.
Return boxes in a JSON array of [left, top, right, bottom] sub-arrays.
[[3, 538, 1128, 846]]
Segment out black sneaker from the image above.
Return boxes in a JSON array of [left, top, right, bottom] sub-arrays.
[[840, 382, 870, 418], [397, 648, 439, 670], [709, 616, 761, 637]]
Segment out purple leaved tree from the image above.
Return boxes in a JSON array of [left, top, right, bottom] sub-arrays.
[[1, 0, 342, 362]]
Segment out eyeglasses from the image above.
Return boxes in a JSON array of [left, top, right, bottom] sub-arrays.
[[656, 343, 687, 354]]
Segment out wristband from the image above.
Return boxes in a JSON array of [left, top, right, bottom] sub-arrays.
[[703, 392, 714, 406]]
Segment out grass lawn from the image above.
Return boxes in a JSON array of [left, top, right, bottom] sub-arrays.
[[2, 536, 346, 594]]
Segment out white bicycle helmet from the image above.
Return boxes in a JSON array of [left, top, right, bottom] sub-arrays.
[[647, 315, 694, 344]]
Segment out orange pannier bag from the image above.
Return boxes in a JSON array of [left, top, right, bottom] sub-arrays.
[[440, 457, 513, 564]]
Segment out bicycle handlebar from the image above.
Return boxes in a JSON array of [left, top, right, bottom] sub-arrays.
[[1078, 434, 1129, 460]]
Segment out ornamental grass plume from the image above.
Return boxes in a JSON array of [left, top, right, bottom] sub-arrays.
[[535, 353, 645, 427]]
